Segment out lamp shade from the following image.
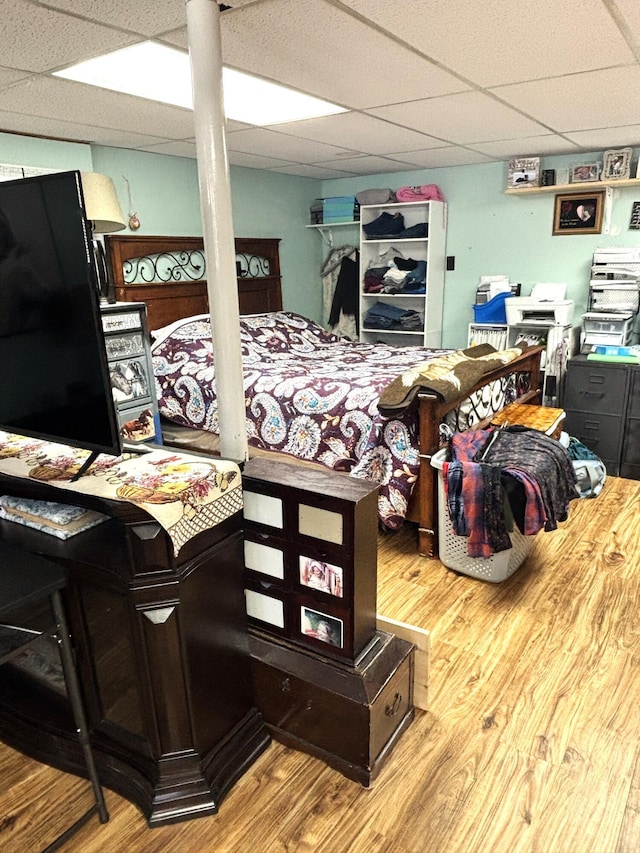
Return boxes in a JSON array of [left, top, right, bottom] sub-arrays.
[[80, 172, 126, 234]]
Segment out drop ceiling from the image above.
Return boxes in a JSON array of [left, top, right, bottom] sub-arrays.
[[2, 0, 640, 178]]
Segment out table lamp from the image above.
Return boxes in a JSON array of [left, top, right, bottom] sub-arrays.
[[80, 172, 126, 304]]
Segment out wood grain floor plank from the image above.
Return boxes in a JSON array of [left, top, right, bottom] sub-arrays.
[[1, 475, 639, 852]]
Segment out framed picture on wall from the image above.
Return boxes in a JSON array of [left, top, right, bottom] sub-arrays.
[[552, 191, 605, 235]]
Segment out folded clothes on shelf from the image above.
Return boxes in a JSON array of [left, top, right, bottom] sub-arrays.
[[363, 301, 424, 331]]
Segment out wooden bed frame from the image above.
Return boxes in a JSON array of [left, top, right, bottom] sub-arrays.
[[105, 234, 542, 557], [105, 234, 282, 332]]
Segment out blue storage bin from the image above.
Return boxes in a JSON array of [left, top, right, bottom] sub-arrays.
[[473, 292, 512, 323]]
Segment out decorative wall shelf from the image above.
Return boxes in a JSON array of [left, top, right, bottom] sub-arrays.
[[306, 220, 359, 246], [505, 178, 640, 195]]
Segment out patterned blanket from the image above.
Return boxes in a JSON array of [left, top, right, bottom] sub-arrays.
[[151, 311, 450, 529]]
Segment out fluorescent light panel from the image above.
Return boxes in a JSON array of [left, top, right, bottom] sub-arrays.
[[53, 41, 347, 125]]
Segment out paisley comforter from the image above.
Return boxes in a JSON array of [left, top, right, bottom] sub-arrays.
[[151, 311, 448, 529]]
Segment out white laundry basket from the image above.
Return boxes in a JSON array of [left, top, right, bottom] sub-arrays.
[[431, 448, 537, 582]]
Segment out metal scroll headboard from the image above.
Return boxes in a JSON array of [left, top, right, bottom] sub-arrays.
[[122, 248, 271, 285]]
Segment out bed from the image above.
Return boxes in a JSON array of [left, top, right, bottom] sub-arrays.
[[105, 234, 542, 556]]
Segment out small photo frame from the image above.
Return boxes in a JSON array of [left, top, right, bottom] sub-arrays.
[[602, 148, 632, 181], [299, 556, 344, 598], [552, 191, 604, 235], [570, 163, 600, 183], [300, 606, 343, 648], [109, 358, 150, 402], [507, 157, 540, 189]]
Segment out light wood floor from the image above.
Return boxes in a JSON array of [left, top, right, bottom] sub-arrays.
[[1, 475, 639, 853]]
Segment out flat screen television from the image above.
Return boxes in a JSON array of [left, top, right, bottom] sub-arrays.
[[0, 169, 122, 461]]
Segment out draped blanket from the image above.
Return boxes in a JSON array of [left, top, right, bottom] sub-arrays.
[[378, 344, 528, 416], [151, 311, 450, 529]]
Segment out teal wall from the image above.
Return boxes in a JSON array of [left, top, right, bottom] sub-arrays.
[[91, 145, 324, 321], [322, 151, 640, 347], [2, 131, 640, 348], [0, 135, 323, 322]]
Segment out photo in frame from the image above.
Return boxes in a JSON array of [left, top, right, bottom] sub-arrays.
[[300, 606, 343, 648], [299, 555, 344, 598], [602, 148, 632, 181], [507, 156, 540, 189], [553, 191, 604, 235], [570, 163, 600, 183]]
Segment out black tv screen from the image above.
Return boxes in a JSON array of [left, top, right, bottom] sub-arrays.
[[0, 170, 121, 457]]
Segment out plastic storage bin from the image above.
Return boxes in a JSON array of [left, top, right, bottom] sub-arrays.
[[431, 449, 537, 582], [472, 291, 512, 324]]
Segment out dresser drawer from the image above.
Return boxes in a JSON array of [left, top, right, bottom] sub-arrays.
[[564, 410, 623, 469], [564, 363, 628, 414], [249, 630, 414, 785]]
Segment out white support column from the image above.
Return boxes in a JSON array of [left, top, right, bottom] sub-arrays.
[[186, 0, 248, 461]]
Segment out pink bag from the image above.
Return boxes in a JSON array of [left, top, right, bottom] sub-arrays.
[[395, 184, 445, 202]]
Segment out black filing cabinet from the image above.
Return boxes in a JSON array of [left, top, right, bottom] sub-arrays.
[[621, 365, 640, 480], [564, 356, 638, 479]]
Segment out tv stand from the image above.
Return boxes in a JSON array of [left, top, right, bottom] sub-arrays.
[[70, 449, 99, 481], [0, 461, 270, 826]]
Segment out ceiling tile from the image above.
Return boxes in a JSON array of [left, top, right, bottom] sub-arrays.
[[0, 77, 195, 140], [394, 147, 494, 168], [564, 125, 640, 151], [226, 126, 355, 161], [0, 108, 170, 149], [268, 163, 360, 178], [369, 92, 550, 144], [311, 154, 420, 175], [137, 140, 198, 158], [227, 150, 299, 170], [263, 112, 449, 155], [493, 66, 640, 133], [346, 0, 635, 88], [219, 0, 469, 109], [0, 1, 139, 73], [468, 135, 581, 158], [43, 0, 188, 37]]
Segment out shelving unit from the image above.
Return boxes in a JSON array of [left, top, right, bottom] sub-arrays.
[[306, 220, 359, 246], [505, 177, 640, 195], [359, 201, 447, 347]]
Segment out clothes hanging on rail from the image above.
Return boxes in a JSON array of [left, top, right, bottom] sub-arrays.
[[321, 244, 359, 339]]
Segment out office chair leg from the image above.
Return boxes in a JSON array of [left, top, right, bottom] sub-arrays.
[[50, 590, 109, 825]]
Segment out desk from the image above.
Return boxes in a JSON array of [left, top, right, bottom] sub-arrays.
[[0, 436, 270, 825]]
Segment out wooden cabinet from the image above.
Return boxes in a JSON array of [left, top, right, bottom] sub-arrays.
[[0, 471, 269, 825], [100, 302, 161, 444], [241, 457, 415, 785], [359, 201, 447, 347], [241, 457, 378, 663], [249, 629, 414, 787], [564, 355, 639, 479]]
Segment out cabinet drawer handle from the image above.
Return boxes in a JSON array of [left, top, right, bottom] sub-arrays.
[[583, 391, 605, 399], [385, 692, 403, 717]]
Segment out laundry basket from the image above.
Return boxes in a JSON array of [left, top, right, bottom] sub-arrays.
[[431, 448, 537, 582]]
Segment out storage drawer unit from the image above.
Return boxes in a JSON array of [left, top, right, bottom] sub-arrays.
[[101, 302, 161, 445], [564, 356, 638, 479], [242, 457, 379, 663], [621, 366, 640, 480]]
